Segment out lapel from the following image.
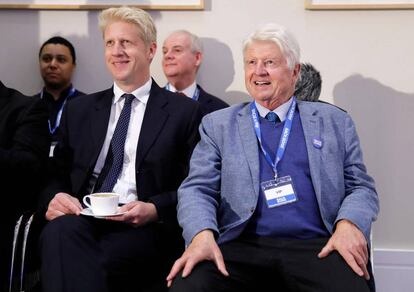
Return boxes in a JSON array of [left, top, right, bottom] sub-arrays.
[[0, 81, 11, 109], [90, 88, 113, 165], [135, 81, 169, 169], [0, 82, 12, 139], [236, 103, 260, 199], [196, 84, 210, 104], [297, 101, 322, 203]]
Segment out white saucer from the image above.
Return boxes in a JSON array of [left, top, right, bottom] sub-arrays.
[[80, 207, 126, 218]]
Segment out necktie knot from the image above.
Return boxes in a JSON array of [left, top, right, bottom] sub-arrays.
[[176, 91, 187, 97], [122, 93, 135, 105], [265, 111, 279, 123]]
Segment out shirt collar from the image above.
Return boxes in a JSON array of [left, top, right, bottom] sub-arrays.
[[167, 81, 197, 98], [113, 79, 152, 105], [41, 84, 74, 102], [254, 97, 293, 122]]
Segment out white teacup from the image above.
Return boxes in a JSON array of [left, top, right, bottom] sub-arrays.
[[83, 193, 120, 215]]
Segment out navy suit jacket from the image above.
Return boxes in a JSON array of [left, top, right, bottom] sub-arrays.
[[197, 85, 229, 116], [0, 81, 49, 282], [41, 81, 202, 230], [0, 82, 50, 211]]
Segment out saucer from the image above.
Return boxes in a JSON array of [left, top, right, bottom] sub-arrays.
[[80, 207, 126, 218]]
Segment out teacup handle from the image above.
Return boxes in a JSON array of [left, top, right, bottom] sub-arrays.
[[83, 195, 92, 209]]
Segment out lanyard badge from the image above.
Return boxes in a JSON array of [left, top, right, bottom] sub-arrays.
[[261, 176, 297, 208], [251, 97, 298, 208]]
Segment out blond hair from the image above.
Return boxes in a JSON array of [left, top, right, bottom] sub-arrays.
[[99, 6, 157, 47]]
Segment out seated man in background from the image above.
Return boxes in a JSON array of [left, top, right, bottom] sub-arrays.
[[162, 30, 229, 115], [34, 36, 85, 149], [167, 23, 378, 292], [0, 81, 49, 291], [295, 62, 347, 113], [294, 62, 322, 102], [39, 6, 202, 292]]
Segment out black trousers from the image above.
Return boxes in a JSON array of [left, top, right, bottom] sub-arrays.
[[170, 236, 371, 292], [40, 215, 171, 292]]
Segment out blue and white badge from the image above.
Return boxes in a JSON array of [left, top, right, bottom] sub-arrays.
[[261, 175, 298, 208], [313, 137, 323, 149]]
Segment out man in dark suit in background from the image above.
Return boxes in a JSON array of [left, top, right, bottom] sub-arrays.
[[0, 81, 49, 291], [162, 30, 229, 115], [39, 7, 202, 292], [34, 36, 85, 148]]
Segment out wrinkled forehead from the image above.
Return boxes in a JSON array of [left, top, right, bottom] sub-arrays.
[[243, 40, 285, 60], [164, 32, 191, 48]]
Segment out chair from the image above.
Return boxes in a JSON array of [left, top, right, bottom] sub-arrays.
[[367, 230, 376, 292], [7, 211, 171, 292], [8, 212, 41, 292]]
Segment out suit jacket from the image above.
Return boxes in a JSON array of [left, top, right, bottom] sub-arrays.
[[0, 81, 49, 282], [41, 80, 202, 228], [177, 100, 379, 246], [0, 81, 50, 211], [197, 85, 229, 116]]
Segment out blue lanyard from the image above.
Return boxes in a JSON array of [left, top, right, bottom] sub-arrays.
[[192, 87, 200, 101], [166, 83, 200, 101], [41, 87, 76, 134], [250, 97, 297, 179]]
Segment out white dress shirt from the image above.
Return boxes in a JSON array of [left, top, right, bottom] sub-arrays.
[[254, 97, 293, 121], [166, 81, 197, 98], [92, 79, 151, 203]]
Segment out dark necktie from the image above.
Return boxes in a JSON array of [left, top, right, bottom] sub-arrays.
[[176, 91, 187, 97], [265, 111, 280, 123], [96, 93, 135, 192]]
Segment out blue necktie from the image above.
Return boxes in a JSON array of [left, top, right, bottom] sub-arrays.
[[265, 111, 280, 123], [97, 93, 135, 192]]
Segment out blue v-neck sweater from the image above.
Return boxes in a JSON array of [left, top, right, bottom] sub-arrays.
[[245, 109, 329, 239]]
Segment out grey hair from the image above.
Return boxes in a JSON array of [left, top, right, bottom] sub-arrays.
[[294, 63, 322, 102], [243, 23, 300, 70], [99, 6, 157, 47], [169, 30, 203, 54]]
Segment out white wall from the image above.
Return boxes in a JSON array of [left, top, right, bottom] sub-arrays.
[[1, 0, 414, 281]]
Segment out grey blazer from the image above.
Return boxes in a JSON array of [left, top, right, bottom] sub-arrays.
[[177, 100, 379, 246]]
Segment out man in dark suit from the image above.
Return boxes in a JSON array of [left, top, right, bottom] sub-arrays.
[[39, 6, 202, 292], [0, 81, 49, 291], [162, 30, 229, 115]]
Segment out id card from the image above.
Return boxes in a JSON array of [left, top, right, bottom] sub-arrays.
[[49, 141, 57, 158], [260, 175, 297, 208]]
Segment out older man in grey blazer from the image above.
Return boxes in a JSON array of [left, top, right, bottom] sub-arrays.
[[167, 23, 379, 292]]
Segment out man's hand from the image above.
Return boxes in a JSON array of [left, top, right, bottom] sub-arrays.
[[46, 192, 82, 221], [166, 229, 229, 288], [106, 201, 158, 226], [318, 219, 370, 280]]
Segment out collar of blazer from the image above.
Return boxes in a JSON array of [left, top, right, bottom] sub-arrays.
[[235, 100, 321, 201], [89, 80, 170, 172]]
